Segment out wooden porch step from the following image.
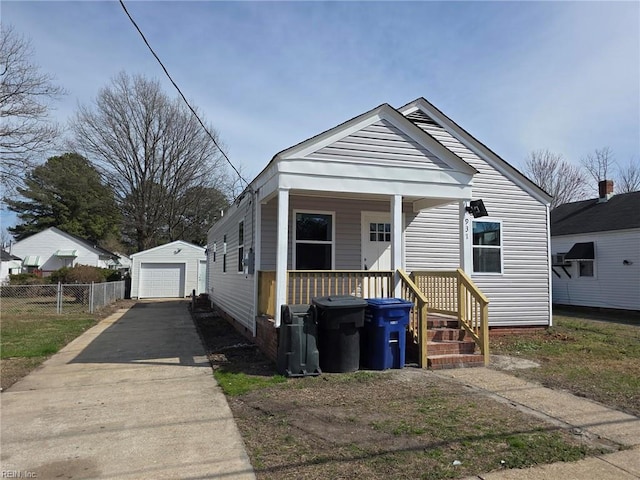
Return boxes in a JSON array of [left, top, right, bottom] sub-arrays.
[[427, 353, 484, 370], [427, 340, 476, 355]]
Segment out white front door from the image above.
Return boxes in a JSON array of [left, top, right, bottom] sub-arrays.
[[361, 212, 392, 271]]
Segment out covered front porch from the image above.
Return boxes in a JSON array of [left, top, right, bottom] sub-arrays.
[[256, 267, 489, 368]]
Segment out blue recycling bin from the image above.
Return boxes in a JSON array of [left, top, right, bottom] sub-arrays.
[[362, 298, 413, 370]]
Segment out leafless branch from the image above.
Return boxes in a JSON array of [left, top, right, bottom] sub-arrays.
[[524, 149, 588, 209], [0, 25, 65, 194], [71, 72, 230, 251]]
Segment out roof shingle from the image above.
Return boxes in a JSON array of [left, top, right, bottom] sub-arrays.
[[551, 191, 640, 236]]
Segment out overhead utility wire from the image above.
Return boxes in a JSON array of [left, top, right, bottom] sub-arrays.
[[118, 0, 250, 189]]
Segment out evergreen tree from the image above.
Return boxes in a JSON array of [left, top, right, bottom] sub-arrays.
[[6, 153, 121, 243]]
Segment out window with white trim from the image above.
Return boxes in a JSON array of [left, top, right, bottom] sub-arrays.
[[472, 220, 502, 274], [237, 221, 244, 273], [294, 211, 334, 270]]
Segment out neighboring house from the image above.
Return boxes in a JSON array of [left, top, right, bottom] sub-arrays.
[[9, 227, 119, 275], [108, 252, 132, 273], [1, 250, 22, 284], [206, 97, 553, 343], [551, 181, 640, 311], [130, 240, 207, 299]]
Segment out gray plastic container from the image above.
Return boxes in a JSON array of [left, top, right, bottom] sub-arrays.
[[276, 304, 321, 377]]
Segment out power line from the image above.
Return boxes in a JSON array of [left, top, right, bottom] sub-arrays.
[[118, 0, 249, 188]]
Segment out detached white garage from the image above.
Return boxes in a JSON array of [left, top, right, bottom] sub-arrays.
[[130, 241, 207, 299]]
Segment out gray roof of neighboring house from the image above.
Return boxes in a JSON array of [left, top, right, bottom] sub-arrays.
[[551, 191, 640, 236], [1, 250, 21, 261]]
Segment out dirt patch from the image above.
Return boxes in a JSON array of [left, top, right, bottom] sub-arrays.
[[191, 308, 610, 480], [490, 354, 540, 371]]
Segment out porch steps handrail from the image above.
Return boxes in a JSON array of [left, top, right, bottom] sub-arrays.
[[396, 269, 428, 368], [411, 269, 490, 366]]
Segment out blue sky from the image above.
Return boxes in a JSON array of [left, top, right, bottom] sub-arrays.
[[2, 1, 639, 231]]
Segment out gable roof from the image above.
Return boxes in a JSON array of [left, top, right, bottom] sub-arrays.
[[398, 97, 553, 205], [551, 191, 640, 236], [275, 103, 478, 176], [130, 240, 205, 257], [14, 227, 119, 259]]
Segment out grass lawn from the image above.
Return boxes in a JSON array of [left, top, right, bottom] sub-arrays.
[[491, 308, 640, 417], [0, 300, 134, 390], [194, 309, 616, 480]]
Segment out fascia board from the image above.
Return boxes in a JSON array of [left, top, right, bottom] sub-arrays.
[[399, 98, 552, 205], [131, 240, 204, 257]]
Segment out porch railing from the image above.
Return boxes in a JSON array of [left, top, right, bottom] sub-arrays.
[[412, 269, 490, 365], [256, 270, 394, 317], [397, 270, 428, 368], [288, 270, 394, 304], [257, 270, 276, 316]]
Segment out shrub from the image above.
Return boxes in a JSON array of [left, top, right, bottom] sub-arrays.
[[8, 274, 47, 286]]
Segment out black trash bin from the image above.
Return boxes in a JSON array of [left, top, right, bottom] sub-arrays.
[[277, 304, 321, 377], [312, 295, 368, 373]]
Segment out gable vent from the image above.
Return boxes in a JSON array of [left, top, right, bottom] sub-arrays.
[[405, 110, 440, 127]]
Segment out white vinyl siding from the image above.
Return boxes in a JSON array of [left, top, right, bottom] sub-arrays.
[[10, 227, 112, 272], [130, 241, 205, 299], [552, 229, 640, 310], [207, 197, 255, 332], [405, 113, 550, 326], [307, 119, 452, 170]]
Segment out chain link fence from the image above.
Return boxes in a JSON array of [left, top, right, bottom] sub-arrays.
[[0, 281, 126, 316]]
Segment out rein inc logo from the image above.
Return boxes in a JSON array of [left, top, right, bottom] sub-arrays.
[[0, 469, 37, 478]]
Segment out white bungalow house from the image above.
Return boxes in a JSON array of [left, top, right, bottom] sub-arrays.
[[207, 98, 553, 368], [9, 227, 119, 275], [551, 182, 640, 311]]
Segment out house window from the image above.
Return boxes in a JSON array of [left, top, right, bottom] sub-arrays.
[[223, 235, 227, 273], [578, 261, 594, 277], [472, 220, 502, 274], [370, 222, 391, 242], [213, 241, 216, 262], [238, 221, 244, 273], [294, 211, 334, 270]]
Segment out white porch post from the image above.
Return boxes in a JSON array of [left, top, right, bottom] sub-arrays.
[[459, 201, 472, 275], [391, 194, 403, 297], [274, 188, 289, 327]]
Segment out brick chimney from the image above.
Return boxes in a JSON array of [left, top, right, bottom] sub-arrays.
[[598, 180, 614, 202]]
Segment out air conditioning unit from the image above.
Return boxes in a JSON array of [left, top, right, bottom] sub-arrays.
[[552, 254, 571, 266]]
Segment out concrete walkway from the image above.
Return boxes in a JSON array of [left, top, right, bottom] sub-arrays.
[[439, 368, 640, 480], [1, 300, 255, 480]]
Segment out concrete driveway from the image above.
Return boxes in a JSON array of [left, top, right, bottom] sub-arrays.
[[0, 300, 255, 480]]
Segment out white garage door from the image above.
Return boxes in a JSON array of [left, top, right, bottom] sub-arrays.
[[139, 263, 185, 298]]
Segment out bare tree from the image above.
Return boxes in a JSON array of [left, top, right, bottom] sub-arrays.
[[0, 25, 64, 193], [581, 147, 615, 192], [617, 157, 640, 193], [524, 149, 588, 209], [71, 72, 230, 251]]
